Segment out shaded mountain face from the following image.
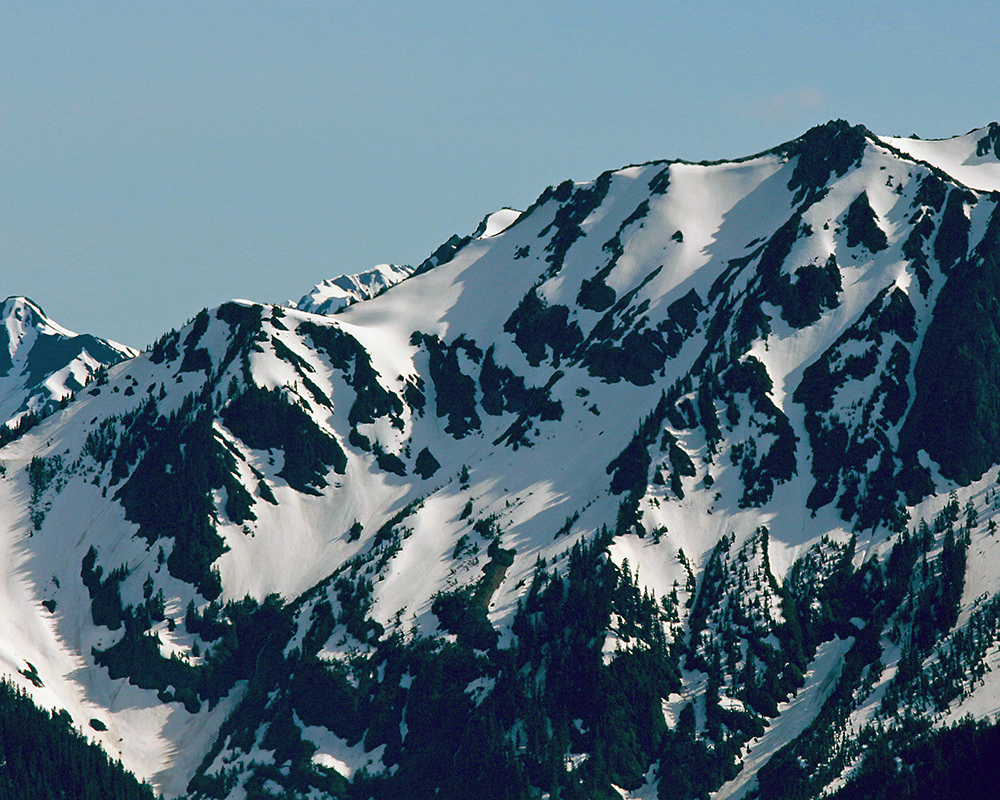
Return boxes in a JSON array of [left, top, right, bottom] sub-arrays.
[[4, 121, 1000, 799], [0, 297, 136, 438]]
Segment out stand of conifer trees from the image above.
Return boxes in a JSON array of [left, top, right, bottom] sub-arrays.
[[0, 680, 154, 800]]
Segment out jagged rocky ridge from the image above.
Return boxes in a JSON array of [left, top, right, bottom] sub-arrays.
[[4, 122, 1000, 799]]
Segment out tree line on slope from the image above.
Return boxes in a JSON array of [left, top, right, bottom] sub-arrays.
[[0, 679, 154, 800]]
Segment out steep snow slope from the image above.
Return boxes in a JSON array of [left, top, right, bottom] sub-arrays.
[[3, 122, 1000, 799], [883, 123, 1000, 192]]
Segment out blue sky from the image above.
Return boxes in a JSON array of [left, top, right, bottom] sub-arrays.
[[2, 1, 996, 347]]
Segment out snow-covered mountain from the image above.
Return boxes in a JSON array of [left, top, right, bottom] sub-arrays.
[[0, 297, 136, 437], [293, 264, 416, 316], [3, 121, 1000, 799]]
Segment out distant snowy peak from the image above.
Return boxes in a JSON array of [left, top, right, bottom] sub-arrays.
[[2, 296, 75, 342], [0, 296, 135, 431], [881, 123, 1000, 192], [293, 263, 415, 315], [294, 208, 522, 317]]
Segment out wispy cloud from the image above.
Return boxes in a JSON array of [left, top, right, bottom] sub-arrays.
[[732, 87, 825, 123]]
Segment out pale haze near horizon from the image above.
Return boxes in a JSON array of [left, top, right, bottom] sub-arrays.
[[1, 1, 995, 348]]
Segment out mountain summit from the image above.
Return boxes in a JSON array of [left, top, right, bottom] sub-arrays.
[[3, 121, 1000, 799]]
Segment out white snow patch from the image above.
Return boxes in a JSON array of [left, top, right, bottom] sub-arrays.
[[477, 208, 522, 238], [300, 719, 385, 779]]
